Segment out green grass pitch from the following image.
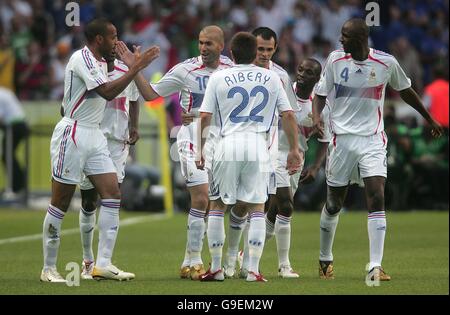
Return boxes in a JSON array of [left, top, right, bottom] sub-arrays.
[[0, 209, 447, 295]]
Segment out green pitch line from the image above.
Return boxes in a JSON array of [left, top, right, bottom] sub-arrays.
[[0, 209, 447, 295]]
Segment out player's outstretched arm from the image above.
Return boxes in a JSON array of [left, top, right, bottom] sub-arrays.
[[312, 95, 327, 138], [281, 110, 303, 175], [95, 45, 160, 101], [115, 41, 160, 101], [399, 87, 444, 138]]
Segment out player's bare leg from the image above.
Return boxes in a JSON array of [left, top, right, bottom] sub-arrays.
[[186, 183, 208, 280], [364, 176, 390, 281], [89, 173, 134, 281], [41, 180, 76, 283], [79, 188, 98, 279], [319, 185, 348, 279]]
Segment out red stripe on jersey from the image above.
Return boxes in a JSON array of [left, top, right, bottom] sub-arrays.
[[333, 134, 337, 147], [70, 90, 88, 118], [188, 65, 206, 74], [114, 66, 127, 73], [332, 55, 352, 64], [368, 55, 388, 68], [187, 92, 193, 112], [374, 107, 382, 134], [106, 97, 127, 112]]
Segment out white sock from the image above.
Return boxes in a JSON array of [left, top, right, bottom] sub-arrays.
[[265, 213, 275, 241], [241, 216, 250, 270], [275, 214, 292, 267], [248, 212, 266, 274], [368, 211, 387, 271], [188, 208, 206, 266], [79, 207, 96, 262], [226, 209, 247, 269], [96, 199, 120, 268], [43, 205, 65, 269], [207, 210, 225, 272], [319, 205, 339, 262], [181, 237, 190, 268]]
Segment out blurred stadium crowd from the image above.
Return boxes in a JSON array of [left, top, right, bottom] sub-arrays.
[[0, 0, 448, 210]]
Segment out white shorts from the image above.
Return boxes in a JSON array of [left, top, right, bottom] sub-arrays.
[[266, 126, 279, 195], [80, 139, 129, 190], [212, 133, 270, 205], [51, 117, 116, 185], [275, 150, 305, 196], [177, 123, 208, 187], [326, 132, 387, 187]]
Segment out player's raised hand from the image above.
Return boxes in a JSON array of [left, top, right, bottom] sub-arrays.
[[115, 41, 135, 67], [286, 150, 304, 175], [134, 46, 160, 71]]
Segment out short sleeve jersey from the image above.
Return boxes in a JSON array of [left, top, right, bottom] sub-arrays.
[[199, 64, 292, 136], [62, 46, 109, 125], [315, 48, 411, 136]]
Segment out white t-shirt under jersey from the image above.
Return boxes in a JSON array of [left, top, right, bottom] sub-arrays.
[[315, 48, 411, 136], [62, 46, 108, 125], [199, 64, 292, 136], [101, 60, 140, 142]]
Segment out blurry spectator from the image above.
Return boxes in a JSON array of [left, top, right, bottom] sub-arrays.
[[291, 0, 319, 46], [48, 41, 70, 100], [255, 0, 289, 35], [229, 0, 249, 30], [319, 0, 353, 49], [389, 36, 423, 93], [15, 40, 49, 99], [0, 86, 29, 193], [9, 15, 32, 63], [0, 26, 15, 91], [30, 0, 55, 48], [272, 24, 300, 76], [409, 122, 449, 209], [423, 62, 449, 129], [311, 36, 333, 67]]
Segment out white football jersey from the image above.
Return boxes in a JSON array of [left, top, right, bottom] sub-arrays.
[[62, 46, 108, 125], [200, 64, 292, 136], [151, 55, 234, 115], [278, 83, 331, 153], [101, 60, 140, 142], [315, 48, 411, 136]]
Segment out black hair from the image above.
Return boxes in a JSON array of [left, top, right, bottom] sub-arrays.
[[230, 32, 257, 64], [252, 27, 278, 46], [84, 18, 112, 43]]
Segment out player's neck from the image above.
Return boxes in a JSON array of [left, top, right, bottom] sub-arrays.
[[296, 85, 313, 100], [86, 44, 103, 61], [204, 59, 220, 69], [351, 46, 370, 61]]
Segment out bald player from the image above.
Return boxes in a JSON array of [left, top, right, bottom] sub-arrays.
[[312, 18, 443, 282], [116, 25, 233, 280]]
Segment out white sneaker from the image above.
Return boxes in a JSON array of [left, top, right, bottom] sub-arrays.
[[278, 265, 299, 278], [224, 265, 235, 278], [92, 264, 135, 281], [40, 267, 67, 283], [81, 260, 95, 280]]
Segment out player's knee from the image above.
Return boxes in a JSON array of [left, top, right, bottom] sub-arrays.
[[278, 199, 294, 217], [191, 193, 209, 211], [82, 199, 97, 212], [367, 191, 384, 211], [325, 204, 341, 216]]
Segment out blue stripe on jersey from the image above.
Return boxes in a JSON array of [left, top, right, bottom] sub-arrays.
[[191, 92, 205, 109], [334, 83, 384, 100]]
